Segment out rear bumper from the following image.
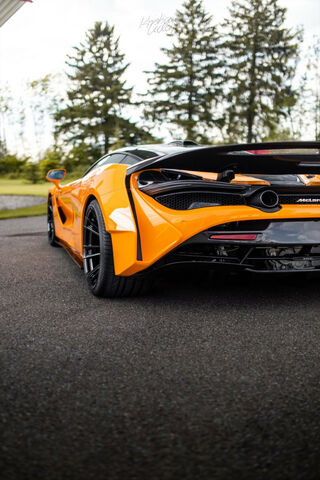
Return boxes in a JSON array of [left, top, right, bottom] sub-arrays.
[[114, 179, 320, 275], [139, 219, 320, 274], [186, 219, 320, 246]]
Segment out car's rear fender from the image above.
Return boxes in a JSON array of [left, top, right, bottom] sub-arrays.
[[80, 166, 140, 276]]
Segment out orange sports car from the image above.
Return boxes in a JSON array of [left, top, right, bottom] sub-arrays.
[[46, 140, 320, 297]]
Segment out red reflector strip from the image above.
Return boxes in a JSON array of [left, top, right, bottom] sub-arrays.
[[210, 234, 257, 240]]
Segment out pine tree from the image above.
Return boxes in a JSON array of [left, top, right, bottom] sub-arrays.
[[55, 22, 150, 154], [143, 0, 223, 142], [222, 0, 302, 143], [306, 36, 320, 140]]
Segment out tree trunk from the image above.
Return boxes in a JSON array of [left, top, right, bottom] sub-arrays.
[[187, 51, 195, 140], [247, 31, 258, 144], [104, 133, 109, 154], [247, 112, 254, 143]]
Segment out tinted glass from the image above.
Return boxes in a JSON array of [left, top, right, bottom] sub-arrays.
[[83, 153, 126, 177], [82, 155, 111, 177], [124, 149, 158, 160], [100, 153, 126, 165], [251, 174, 303, 185], [121, 154, 139, 165]]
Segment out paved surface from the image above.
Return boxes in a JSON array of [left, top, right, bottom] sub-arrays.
[[0, 195, 46, 211], [1, 216, 320, 480]]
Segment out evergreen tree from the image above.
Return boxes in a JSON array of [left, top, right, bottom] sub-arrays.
[[143, 0, 223, 142], [306, 36, 320, 140], [221, 0, 302, 143], [110, 118, 157, 150], [39, 147, 63, 178], [55, 22, 149, 154], [63, 143, 102, 173], [285, 74, 309, 140], [24, 162, 40, 184]]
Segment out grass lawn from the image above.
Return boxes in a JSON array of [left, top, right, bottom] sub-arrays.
[[0, 176, 81, 219], [0, 203, 47, 220], [0, 178, 48, 219], [0, 178, 49, 196]]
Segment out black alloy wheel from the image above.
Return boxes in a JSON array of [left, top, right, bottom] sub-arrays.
[[83, 202, 101, 290], [47, 196, 60, 247], [83, 199, 146, 297]]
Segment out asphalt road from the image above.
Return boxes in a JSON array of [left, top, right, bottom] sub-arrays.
[[1, 216, 320, 480]]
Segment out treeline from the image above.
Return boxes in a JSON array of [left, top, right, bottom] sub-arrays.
[[0, 0, 319, 180]]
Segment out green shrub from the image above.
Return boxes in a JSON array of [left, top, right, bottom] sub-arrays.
[[0, 154, 28, 178], [39, 147, 64, 178], [24, 162, 41, 184]]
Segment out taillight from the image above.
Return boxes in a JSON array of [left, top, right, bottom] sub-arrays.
[[209, 234, 257, 240]]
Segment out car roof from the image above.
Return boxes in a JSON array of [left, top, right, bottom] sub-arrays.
[[114, 143, 204, 158]]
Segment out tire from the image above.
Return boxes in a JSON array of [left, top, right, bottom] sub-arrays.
[[47, 196, 60, 247], [83, 199, 146, 298]]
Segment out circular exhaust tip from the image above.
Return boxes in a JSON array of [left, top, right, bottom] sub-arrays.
[[260, 190, 279, 208]]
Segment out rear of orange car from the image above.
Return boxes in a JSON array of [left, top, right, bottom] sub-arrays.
[[117, 141, 320, 276]]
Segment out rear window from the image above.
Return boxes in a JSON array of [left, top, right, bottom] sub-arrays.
[[124, 149, 159, 160]]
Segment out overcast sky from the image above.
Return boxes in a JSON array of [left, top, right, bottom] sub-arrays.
[[0, 0, 319, 154]]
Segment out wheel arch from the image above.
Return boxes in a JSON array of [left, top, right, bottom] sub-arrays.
[[83, 194, 97, 212], [81, 192, 111, 242], [82, 194, 99, 229]]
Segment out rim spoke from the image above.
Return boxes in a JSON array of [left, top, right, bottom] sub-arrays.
[[47, 200, 54, 240], [83, 252, 101, 260], [83, 206, 101, 286], [84, 225, 99, 236], [86, 264, 100, 280]]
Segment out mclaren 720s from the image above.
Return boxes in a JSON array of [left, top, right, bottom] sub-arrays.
[[46, 140, 320, 297]]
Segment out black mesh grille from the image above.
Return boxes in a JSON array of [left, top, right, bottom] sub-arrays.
[[154, 191, 245, 210], [154, 191, 320, 210], [279, 194, 320, 204]]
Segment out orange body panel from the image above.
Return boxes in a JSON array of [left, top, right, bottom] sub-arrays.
[[299, 175, 320, 186], [49, 164, 320, 276]]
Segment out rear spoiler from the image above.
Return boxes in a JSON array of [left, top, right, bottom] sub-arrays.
[[127, 141, 320, 176]]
